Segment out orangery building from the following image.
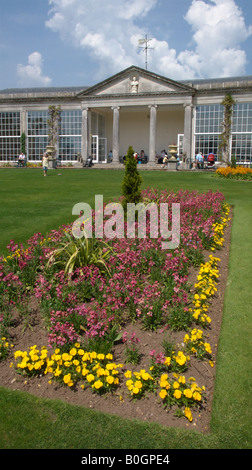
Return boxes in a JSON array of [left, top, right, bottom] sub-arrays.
[[0, 65, 252, 165]]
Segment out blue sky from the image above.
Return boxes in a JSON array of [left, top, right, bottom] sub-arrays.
[[1, 0, 252, 89]]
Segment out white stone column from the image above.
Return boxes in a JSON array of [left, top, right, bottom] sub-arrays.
[[81, 106, 89, 163], [148, 105, 157, 163], [112, 106, 120, 163], [183, 104, 193, 162]]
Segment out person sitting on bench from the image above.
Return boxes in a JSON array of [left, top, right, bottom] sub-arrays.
[[18, 152, 26, 166], [207, 153, 215, 166], [84, 156, 93, 167]]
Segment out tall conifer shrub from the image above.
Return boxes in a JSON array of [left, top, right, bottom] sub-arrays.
[[121, 146, 142, 212]]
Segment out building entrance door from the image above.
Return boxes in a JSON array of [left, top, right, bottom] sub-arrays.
[[91, 135, 107, 163], [177, 134, 184, 156], [91, 135, 98, 163], [99, 137, 107, 163]]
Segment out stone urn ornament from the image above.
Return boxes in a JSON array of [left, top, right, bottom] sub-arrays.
[[46, 145, 57, 169], [167, 144, 178, 171], [168, 144, 178, 160]]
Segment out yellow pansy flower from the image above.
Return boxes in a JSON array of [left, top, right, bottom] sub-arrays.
[[93, 380, 103, 389], [159, 389, 167, 399], [184, 407, 193, 422], [174, 389, 182, 399], [183, 389, 193, 398], [193, 391, 202, 401], [86, 373, 95, 382], [124, 370, 132, 378], [106, 375, 114, 384]]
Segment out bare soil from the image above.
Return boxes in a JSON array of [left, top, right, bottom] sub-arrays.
[[0, 212, 232, 433]]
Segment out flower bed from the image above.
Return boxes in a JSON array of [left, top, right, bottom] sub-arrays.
[[216, 166, 252, 180], [0, 189, 231, 424]]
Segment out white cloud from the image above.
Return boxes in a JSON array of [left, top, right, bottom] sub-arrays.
[[117, 0, 158, 20], [45, 0, 158, 76], [182, 0, 252, 77], [45, 0, 252, 80], [17, 52, 52, 87]]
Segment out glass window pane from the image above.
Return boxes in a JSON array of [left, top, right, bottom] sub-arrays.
[[27, 111, 48, 135], [194, 135, 220, 159], [0, 137, 20, 160], [233, 103, 252, 133], [232, 134, 252, 162], [0, 112, 20, 137], [27, 109, 82, 160], [58, 136, 81, 161], [60, 110, 82, 135], [195, 105, 224, 134]]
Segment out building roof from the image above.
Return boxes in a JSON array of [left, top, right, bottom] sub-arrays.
[[0, 86, 88, 95], [182, 75, 252, 85], [77, 65, 194, 99], [182, 75, 252, 93], [1, 67, 252, 100]]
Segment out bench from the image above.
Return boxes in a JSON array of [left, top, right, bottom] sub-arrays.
[[15, 158, 27, 168]]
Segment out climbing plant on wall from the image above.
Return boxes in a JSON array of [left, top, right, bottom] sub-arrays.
[[47, 105, 61, 156], [219, 94, 235, 164]]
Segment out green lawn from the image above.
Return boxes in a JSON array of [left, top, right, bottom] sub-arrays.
[[0, 168, 251, 449]]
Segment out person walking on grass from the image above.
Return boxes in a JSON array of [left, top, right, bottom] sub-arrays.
[[42, 152, 49, 176]]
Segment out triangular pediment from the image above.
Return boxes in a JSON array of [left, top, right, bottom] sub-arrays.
[[78, 66, 194, 98]]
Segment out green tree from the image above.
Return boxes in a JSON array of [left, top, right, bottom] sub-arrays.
[[121, 146, 142, 212], [20, 132, 26, 154], [231, 155, 237, 168]]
